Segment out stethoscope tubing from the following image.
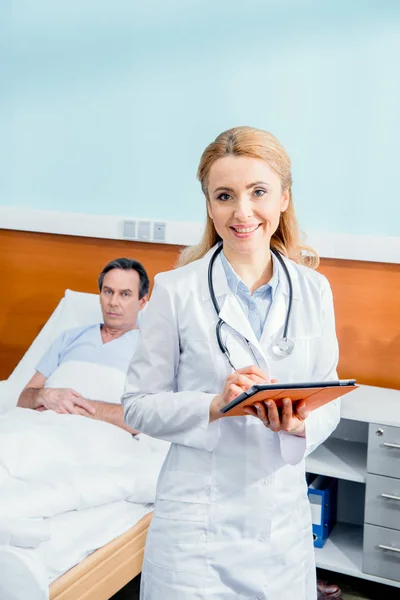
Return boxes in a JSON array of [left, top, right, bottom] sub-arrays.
[[207, 243, 294, 366]]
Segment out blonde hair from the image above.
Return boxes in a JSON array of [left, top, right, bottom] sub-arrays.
[[178, 126, 318, 269]]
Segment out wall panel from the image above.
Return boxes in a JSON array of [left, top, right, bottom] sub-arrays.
[[1, 229, 399, 390]]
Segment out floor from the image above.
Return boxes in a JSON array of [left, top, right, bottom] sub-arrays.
[[317, 569, 399, 600], [110, 575, 140, 600], [111, 570, 399, 599]]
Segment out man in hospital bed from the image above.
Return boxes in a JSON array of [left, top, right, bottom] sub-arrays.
[[0, 258, 169, 600], [17, 257, 148, 434]]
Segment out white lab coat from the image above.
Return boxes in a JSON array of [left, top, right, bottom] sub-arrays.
[[123, 245, 340, 600]]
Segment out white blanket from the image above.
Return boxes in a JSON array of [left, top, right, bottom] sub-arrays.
[[0, 408, 169, 600], [45, 360, 126, 405]]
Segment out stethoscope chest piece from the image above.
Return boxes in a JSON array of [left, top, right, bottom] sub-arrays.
[[272, 337, 295, 357]]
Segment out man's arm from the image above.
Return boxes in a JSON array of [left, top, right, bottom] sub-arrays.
[[18, 372, 95, 415], [80, 400, 139, 435], [18, 372, 48, 409]]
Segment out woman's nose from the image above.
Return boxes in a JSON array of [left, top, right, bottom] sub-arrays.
[[233, 196, 253, 220]]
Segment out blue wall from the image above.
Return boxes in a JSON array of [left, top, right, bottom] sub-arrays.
[[2, 1, 400, 236]]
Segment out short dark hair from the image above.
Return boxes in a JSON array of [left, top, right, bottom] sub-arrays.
[[98, 258, 150, 299]]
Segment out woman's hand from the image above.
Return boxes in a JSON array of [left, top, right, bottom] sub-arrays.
[[210, 366, 273, 422], [244, 398, 309, 436]]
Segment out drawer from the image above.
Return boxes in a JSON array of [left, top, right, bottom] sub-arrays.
[[363, 523, 400, 582], [367, 423, 400, 479], [365, 473, 400, 531]]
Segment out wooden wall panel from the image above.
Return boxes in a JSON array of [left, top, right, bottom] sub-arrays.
[[1, 229, 399, 390], [318, 259, 400, 390], [0, 230, 181, 380]]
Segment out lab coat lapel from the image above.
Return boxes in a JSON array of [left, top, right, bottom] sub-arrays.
[[218, 295, 261, 352], [259, 288, 288, 346], [259, 254, 300, 346]]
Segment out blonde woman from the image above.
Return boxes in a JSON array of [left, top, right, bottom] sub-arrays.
[[123, 127, 340, 600]]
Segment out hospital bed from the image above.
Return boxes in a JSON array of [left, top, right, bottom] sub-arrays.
[[0, 290, 153, 600], [49, 512, 152, 600]]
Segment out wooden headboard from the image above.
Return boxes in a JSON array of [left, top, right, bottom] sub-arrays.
[[1, 229, 399, 389]]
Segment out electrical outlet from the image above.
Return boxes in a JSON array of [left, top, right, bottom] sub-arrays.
[[137, 221, 151, 240], [123, 220, 136, 238], [153, 222, 166, 241]]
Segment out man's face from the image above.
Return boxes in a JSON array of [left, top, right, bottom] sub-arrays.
[[100, 269, 147, 331]]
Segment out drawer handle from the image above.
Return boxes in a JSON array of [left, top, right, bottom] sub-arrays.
[[383, 442, 400, 450], [378, 544, 400, 554], [381, 493, 400, 501]]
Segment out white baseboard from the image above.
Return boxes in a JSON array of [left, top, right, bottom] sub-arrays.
[[1, 206, 399, 264]]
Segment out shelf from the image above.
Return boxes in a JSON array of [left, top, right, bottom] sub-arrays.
[[341, 385, 400, 428], [306, 438, 367, 483], [315, 523, 400, 588]]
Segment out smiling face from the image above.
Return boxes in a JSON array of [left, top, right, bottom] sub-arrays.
[[99, 268, 147, 332], [207, 155, 289, 263]]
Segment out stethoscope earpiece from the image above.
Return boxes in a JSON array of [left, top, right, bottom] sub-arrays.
[[272, 337, 295, 357]]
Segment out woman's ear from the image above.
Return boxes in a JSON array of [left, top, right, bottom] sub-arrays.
[[207, 199, 214, 220], [280, 190, 290, 212]]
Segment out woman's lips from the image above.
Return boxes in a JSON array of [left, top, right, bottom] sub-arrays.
[[230, 224, 261, 238]]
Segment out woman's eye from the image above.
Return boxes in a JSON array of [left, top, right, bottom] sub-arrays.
[[217, 193, 231, 202], [254, 188, 266, 197]]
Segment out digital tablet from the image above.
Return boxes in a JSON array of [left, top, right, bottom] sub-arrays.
[[220, 379, 358, 417]]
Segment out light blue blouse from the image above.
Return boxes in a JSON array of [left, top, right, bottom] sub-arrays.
[[220, 251, 280, 340]]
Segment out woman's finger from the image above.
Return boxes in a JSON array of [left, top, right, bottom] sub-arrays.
[[233, 374, 260, 390], [265, 400, 280, 431], [226, 383, 247, 404], [280, 397, 293, 431], [243, 406, 257, 417], [294, 400, 309, 421], [236, 365, 270, 381], [254, 402, 270, 427], [248, 374, 270, 385]]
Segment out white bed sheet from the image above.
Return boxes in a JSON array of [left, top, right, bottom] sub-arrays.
[[0, 409, 169, 600], [0, 501, 152, 600], [43, 500, 152, 583]]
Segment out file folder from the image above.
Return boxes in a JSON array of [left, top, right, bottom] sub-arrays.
[[307, 475, 338, 548]]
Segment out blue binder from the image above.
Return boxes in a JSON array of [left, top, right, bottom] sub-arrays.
[[307, 475, 338, 548]]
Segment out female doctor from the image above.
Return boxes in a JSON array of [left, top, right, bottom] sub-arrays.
[[123, 126, 340, 600]]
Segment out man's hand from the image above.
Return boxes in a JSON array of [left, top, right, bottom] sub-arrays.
[[36, 388, 96, 416]]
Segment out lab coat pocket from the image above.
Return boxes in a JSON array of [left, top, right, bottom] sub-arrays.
[[156, 470, 212, 521], [147, 471, 210, 575], [146, 514, 208, 573], [143, 551, 207, 597], [267, 335, 319, 382]]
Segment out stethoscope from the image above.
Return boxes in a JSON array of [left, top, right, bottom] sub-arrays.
[[207, 243, 295, 370]]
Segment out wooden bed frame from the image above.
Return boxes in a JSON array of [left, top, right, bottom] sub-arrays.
[[49, 512, 152, 600]]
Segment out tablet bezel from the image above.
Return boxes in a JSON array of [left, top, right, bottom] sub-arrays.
[[220, 379, 357, 414]]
